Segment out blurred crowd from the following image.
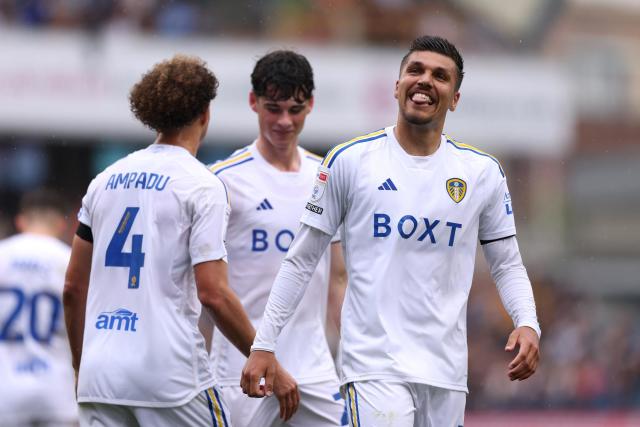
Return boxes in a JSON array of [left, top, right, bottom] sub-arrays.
[[467, 274, 640, 410], [0, 0, 529, 50]]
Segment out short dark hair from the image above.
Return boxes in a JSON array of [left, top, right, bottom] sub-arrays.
[[400, 36, 464, 90], [129, 55, 218, 133], [251, 50, 314, 103], [19, 189, 67, 216]]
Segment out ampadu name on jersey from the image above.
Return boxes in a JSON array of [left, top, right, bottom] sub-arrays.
[[105, 171, 170, 191]]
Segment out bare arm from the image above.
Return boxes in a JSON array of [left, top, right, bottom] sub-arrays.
[[194, 260, 255, 357], [63, 235, 93, 373], [327, 241, 347, 334], [242, 224, 332, 402], [195, 259, 299, 420]]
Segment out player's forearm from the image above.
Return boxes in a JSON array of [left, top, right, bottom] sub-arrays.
[[252, 224, 333, 352], [63, 282, 87, 371], [482, 236, 541, 337], [202, 290, 255, 357], [327, 242, 347, 332], [63, 236, 92, 371], [195, 260, 255, 356]]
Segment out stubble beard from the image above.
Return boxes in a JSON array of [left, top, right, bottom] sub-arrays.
[[401, 106, 435, 127]]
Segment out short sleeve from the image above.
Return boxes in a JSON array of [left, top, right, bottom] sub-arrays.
[[189, 180, 230, 265], [300, 157, 349, 237], [77, 177, 100, 227], [478, 163, 517, 242], [331, 225, 342, 244]]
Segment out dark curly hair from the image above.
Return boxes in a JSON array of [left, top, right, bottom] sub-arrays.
[[400, 35, 464, 90], [129, 55, 219, 133], [251, 50, 314, 102]]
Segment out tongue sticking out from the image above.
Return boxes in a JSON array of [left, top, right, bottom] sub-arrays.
[[411, 93, 434, 105]]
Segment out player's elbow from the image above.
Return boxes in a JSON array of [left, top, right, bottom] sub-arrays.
[[197, 281, 230, 315], [63, 276, 83, 307]]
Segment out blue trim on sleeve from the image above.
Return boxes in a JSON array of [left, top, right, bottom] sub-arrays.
[[213, 157, 254, 175], [326, 133, 386, 168], [446, 139, 505, 177]]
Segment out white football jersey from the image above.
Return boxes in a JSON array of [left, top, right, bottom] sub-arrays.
[[301, 126, 516, 392], [209, 142, 338, 385], [0, 233, 77, 423], [77, 143, 229, 407]]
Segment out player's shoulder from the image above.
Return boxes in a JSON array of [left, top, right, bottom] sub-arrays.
[[0, 234, 19, 254], [299, 146, 324, 165], [321, 128, 388, 169], [207, 146, 255, 177], [444, 134, 505, 178], [0, 233, 70, 260]]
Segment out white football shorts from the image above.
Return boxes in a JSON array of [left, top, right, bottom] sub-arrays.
[[78, 386, 231, 426], [220, 380, 347, 427], [344, 380, 466, 427]]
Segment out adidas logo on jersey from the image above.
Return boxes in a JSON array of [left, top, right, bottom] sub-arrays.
[[256, 198, 273, 210], [378, 178, 397, 191]]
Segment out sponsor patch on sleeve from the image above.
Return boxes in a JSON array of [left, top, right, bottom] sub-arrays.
[[305, 202, 323, 215], [310, 166, 329, 202]]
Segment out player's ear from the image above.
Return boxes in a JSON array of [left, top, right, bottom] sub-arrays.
[[449, 91, 460, 112], [307, 96, 314, 111], [14, 214, 26, 233], [201, 107, 210, 125], [394, 80, 399, 100], [249, 92, 258, 113]]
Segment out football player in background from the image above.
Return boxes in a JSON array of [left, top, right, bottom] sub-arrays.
[[209, 50, 347, 426], [242, 36, 541, 426], [0, 189, 77, 426], [63, 54, 297, 426]]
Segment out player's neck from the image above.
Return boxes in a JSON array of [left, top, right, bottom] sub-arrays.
[[156, 129, 201, 157], [20, 225, 59, 239], [256, 137, 301, 172], [394, 119, 443, 157]]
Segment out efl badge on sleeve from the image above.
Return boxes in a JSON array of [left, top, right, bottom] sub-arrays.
[[446, 178, 467, 203], [310, 167, 329, 202]]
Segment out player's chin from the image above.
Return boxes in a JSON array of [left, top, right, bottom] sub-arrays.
[[402, 110, 435, 126], [271, 132, 295, 145]]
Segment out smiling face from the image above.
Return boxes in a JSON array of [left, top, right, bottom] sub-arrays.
[[395, 50, 461, 129], [250, 91, 314, 150]]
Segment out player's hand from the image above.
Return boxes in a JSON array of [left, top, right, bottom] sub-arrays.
[[505, 326, 540, 381], [273, 363, 300, 421], [241, 350, 277, 397]]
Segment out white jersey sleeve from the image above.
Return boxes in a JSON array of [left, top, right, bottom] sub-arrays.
[[78, 176, 99, 228], [300, 149, 353, 236], [478, 161, 516, 242], [482, 236, 541, 337], [189, 184, 229, 265]]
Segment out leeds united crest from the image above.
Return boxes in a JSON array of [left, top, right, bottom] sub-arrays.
[[446, 178, 467, 203]]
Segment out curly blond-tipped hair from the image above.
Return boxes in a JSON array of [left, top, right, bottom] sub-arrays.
[[129, 55, 219, 133]]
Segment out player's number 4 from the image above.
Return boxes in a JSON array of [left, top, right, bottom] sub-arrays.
[[105, 207, 145, 289]]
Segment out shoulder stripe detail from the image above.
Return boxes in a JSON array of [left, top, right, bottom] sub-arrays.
[[303, 149, 323, 162], [446, 135, 505, 177], [212, 158, 254, 175], [322, 129, 386, 168], [209, 151, 253, 174], [230, 147, 249, 157]]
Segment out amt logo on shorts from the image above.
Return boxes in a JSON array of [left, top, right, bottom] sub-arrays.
[[95, 308, 139, 332]]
